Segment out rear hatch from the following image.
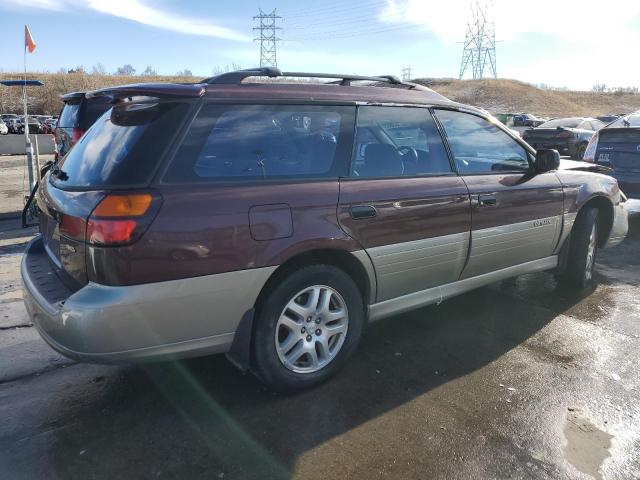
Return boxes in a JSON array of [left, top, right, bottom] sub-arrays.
[[40, 96, 195, 286], [523, 128, 574, 144]]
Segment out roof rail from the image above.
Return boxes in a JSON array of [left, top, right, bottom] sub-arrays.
[[203, 68, 420, 89]]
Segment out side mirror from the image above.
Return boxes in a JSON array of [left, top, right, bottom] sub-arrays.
[[534, 148, 560, 173]]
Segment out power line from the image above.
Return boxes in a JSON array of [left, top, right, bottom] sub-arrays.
[[253, 9, 282, 68], [459, 1, 497, 79], [286, 21, 422, 42]]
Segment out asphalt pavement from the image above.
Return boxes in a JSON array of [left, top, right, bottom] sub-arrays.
[[0, 201, 639, 479]]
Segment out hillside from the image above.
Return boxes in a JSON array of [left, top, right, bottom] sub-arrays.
[[1, 72, 639, 117], [416, 78, 640, 117]]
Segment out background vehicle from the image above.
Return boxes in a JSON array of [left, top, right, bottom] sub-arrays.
[[584, 112, 640, 198], [597, 114, 621, 124], [22, 68, 628, 392], [522, 117, 606, 159], [55, 92, 111, 159], [0, 120, 7, 135], [513, 113, 545, 128], [17, 116, 43, 134]]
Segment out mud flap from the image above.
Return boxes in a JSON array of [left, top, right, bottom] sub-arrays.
[[225, 308, 255, 372]]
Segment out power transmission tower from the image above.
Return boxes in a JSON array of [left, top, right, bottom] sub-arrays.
[[459, 1, 497, 80], [401, 65, 412, 81], [253, 9, 282, 68]]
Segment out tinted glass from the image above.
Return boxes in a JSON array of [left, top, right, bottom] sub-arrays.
[[79, 98, 112, 130], [164, 105, 354, 182], [352, 106, 451, 178], [436, 109, 529, 174], [58, 102, 81, 128], [610, 114, 640, 128], [53, 101, 190, 188], [539, 118, 582, 128]]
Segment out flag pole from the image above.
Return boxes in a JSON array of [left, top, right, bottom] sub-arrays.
[[23, 27, 34, 190]]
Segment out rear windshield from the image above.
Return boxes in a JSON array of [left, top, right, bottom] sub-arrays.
[[58, 102, 81, 128], [539, 118, 582, 128], [52, 101, 190, 188]]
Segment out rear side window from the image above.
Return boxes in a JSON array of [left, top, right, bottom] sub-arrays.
[[53, 101, 191, 188], [436, 109, 530, 174], [164, 105, 355, 183], [353, 106, 451, 178], [58, 102, 80, 128]]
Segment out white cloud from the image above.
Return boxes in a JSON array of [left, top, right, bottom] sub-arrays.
[[1, 0, 249, 42], [379, 0, 640, 44]]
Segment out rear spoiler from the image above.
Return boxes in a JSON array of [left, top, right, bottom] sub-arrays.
[[86, 83, 206, 102]]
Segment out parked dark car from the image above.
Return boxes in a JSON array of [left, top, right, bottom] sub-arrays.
[[17, 116, 43, 134], [55, 92, 111, 159], [584, 112, 640, 198], [513, 113, 545, 128], [522, 117, 606, 159], [21, 68, 628, 392]]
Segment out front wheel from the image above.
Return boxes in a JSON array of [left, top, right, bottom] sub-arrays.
[[558, 207, 599, 290], [252, 265, 364, 392]]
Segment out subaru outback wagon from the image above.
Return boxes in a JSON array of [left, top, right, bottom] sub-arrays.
[[22, 68, 628, 391]]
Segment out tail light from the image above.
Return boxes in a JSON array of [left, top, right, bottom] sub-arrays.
[[71, 127, 84, 143], [87, 193, 161, 246], [583, 133, 599, 163], [58, 192, 162, 246]]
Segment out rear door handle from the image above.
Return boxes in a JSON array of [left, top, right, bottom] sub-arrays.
[[350, 205, 377, 219], [477, 195, 497, 207]]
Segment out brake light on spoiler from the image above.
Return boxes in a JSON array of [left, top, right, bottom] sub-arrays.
[[59, 192, 161, 246]]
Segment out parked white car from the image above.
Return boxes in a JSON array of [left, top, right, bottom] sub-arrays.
[[0, 120, 8, 135]]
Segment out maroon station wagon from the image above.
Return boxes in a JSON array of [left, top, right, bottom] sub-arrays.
[[22, 68, 628, 391]]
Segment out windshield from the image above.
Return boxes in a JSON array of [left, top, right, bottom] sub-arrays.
[[52, 101, 191, 188], [539, 118, 582, 128]]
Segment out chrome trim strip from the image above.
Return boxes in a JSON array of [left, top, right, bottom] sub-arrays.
[[369, 255, 558, 322]]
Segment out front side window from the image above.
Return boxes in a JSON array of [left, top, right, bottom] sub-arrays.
[[164, 105, 354, 182], [436, 109, 530, 174], [352, 106, 451, 178]]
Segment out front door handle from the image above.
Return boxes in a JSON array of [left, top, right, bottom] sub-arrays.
[[350, 205, 377, 219], [477, 195, 497, 207]]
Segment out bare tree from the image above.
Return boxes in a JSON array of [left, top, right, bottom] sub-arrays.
[[92, 63, 107, 75], [141, 66, 157, 76], [116, 64, 136, 76], [592, 83, 607, 93], [176, 69, 193, 76]]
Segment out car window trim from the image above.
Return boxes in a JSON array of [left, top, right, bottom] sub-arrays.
[[432, 107, 534, 176], [346, 104, 456, 180]]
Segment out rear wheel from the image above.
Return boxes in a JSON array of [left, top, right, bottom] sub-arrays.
[[558, 207, 599, 290], [252, 265, 364, 392]]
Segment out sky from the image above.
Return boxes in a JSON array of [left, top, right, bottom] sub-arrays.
[[0, 0, 639, 91]]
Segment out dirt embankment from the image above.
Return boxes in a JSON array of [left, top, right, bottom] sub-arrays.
[[416, 78, 640, 117], [1, 72, 638, 118]]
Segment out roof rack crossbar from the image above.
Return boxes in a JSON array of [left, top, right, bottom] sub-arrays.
[[203, 68, 411, 87]]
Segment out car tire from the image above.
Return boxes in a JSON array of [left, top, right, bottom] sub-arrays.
[[252, 264, 364, 392], [574, 144, 587, 160], [558, 207, 599, 290]]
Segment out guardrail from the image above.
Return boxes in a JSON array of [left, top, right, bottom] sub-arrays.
[[0, 134, 55, 155]]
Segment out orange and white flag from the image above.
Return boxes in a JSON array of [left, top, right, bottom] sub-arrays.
[[24, 25, 36, 54]]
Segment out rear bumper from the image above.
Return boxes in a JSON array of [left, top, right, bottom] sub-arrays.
[[22, 236, 275, 363], [604, 203, 629, 248], [528, 140, 577, 156]]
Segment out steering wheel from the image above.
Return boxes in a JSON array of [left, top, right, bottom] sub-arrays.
[[398, 146, 419, 165]]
